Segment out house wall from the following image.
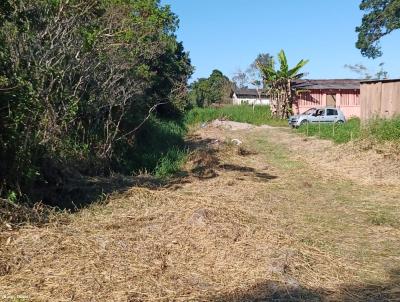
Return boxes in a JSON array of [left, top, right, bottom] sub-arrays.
[[360, 80, 400, 121], [293, 89, 360, 118], [232, 95, 270, 106]]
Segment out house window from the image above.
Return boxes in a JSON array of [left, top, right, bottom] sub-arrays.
[[327, 109, 338, 116]]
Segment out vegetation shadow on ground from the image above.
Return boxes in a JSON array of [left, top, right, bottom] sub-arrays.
[[208, 268, 400, 301]]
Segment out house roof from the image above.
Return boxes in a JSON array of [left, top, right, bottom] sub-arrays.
[[360, 78, 400, 84], [292, 79, 361, 90], [234, 88, 268, 97]]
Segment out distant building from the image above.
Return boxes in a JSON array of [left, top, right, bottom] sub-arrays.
[[292, 79, 361, 118], [231, 88, 270, 106]]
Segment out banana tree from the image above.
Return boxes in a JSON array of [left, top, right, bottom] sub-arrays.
[[258, 50, 308, 118]]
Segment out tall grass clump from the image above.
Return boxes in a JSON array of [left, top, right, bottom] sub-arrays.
[[185, 105, 288, 127], [297, 116, 400, 144], [117, 116, 187, 176], [296, 118, 361, 144], [155, 147, 188, 178], [363, 117, 400, 141]]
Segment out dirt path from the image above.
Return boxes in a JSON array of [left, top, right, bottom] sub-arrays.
[[1, 122, 400, 301]]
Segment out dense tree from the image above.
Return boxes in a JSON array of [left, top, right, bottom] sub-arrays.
[[0, 0, 192, 199], [189, 78, 210, 107], [189, 70, 232, 107], [249, 54, 273, 87], [252, 53, 275, 68], [208, 70, 232, 104], [258, 50, 308, 118], [356, 0, 400, 58]]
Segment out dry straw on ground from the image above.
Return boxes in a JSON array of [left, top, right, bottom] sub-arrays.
[[1, 121, 400, 301]]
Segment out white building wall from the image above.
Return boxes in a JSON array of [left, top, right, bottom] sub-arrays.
[[232, 93, 270, 106]]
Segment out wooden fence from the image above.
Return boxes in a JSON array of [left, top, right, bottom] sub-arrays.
[[360, 79, 400, 121]]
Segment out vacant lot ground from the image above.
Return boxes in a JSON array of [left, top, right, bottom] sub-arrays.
[[1, 122, 400, 301]]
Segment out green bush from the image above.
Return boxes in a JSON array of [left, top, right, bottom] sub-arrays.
[[0, 0, 193, 203], [155, 147, 188, 178], [364, 117, 400, 141], [116, 116, 187, 176]]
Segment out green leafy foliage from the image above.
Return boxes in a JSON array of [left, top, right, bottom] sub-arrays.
[[257, 50, 308, 119], [155, 146, 188, 178], [356, 0, 400, 58], [364, 117, 400, 140], [189, 70, 232, 107], [117, 116, 187, 174], [232, 53, 274, 89], [0, 0, 192, 202]]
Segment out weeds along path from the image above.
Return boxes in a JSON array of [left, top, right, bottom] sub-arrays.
[[1, 121, 400, 301]]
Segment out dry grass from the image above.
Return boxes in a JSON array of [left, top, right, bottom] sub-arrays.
[[1, 122, 400, 301], [267, 127, 400, 186], [0, 199, 65, 232]]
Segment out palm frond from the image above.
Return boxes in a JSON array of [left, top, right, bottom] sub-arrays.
[[288, 59, 309, 78], [257, 61, 277, 83], [278, 50, 288, 75]]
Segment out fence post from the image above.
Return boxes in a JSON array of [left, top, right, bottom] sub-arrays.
[[318, 120, 321, 138]]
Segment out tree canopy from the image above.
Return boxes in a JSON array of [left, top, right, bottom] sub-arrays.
[[247, 53, 274, 88], [189, 70, 232, 107], [0, 0, 192, 200], [356, 0, 400, 58]]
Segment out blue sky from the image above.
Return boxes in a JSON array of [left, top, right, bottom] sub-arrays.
[[161, 0, 400, 81]]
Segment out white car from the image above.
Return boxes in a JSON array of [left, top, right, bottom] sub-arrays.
[[288, 107, 346, 128]]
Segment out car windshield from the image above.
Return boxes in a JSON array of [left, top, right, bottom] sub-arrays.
[[302, 108, 316, 115]]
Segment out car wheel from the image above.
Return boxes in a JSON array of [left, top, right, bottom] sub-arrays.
[[336, 120, 344, 124], [300, 119, 308, 126]]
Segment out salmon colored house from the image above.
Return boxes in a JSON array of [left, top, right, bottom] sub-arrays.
[[292, 79, 361, 118]]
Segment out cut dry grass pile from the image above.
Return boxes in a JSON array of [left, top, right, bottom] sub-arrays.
[[198, 119, 400, 186], [0, 134, 351, 302], [0, 188, 347, 301], [1, 120, 400, 301], [0, 198, 63, 232], [268, 126, 400, 186]]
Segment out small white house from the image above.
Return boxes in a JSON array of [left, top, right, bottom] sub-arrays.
[[231, 88, 270, 106]]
